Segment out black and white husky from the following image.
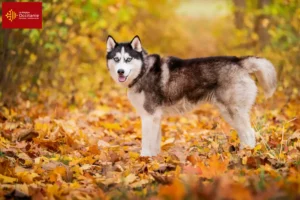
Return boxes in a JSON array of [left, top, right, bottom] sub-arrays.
[[106, 35, 277, 156]]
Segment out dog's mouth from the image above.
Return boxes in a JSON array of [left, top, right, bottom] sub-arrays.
[[118, 75, 127, 82], [118, 70, 131, 83]]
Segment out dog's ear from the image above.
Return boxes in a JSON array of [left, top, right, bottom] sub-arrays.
[[130, 35, 142, 52], [107, 35, 117, 52]]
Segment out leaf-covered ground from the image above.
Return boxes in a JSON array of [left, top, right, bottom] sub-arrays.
[[0, 88, 299, 199]]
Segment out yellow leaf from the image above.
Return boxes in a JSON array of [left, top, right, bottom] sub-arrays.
[[16, 171, 39, 184], [242, 157, 248, 165], [254, 144, 262, 153], [230, 131, 238, 143], [47, 184, 62, 198], [175, 165, 181, 177], [279, 153, 285, 159], [29, 53, 37, 63], [0, 174, 17, 183], [124, 173, 137, 185], [34, 122, 50, 134], [129, 152, 139, 159], [101, 123, 121, 130]]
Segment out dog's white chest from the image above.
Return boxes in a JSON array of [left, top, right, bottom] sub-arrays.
[[128, 90, 147, 115]]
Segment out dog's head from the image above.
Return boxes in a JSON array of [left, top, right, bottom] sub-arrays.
[[106, 35, 146, 87]]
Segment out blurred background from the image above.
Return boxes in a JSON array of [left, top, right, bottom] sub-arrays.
[[0, 0, 299, 106]]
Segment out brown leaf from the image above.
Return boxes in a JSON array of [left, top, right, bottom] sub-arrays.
[[42, 161, 73, 182], [150, 172, 174, 184], [155, 164, 176, 173], [17, 152, 33, 168], [4, 189, 30, 199], [0, 112, 7, 123], [17, 129, 39, 142], [187, 153, 201, 165]]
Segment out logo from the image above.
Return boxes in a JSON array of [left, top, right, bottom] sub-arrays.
[[5, 9, 17, 22], [2, 2, 42, 29]]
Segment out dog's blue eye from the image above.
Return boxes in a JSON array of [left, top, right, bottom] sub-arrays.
[[114, 57, 120, 62], [125, 57, 132, 63]]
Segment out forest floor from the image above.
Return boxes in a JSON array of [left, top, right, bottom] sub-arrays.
[[0, 87, 299, 199]]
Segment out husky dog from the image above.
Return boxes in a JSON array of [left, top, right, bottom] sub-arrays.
[[106, 35, 277, 156]]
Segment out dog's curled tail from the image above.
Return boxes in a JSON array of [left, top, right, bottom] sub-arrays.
[[241, 56, 277, 98]]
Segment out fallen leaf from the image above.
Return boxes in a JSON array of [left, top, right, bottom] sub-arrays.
[[0, 174, 17, 183], [124, 173, 137, 185], [158, 179, 186, 200], [97, 140, 110, 148], [17, 129, 39, 142]]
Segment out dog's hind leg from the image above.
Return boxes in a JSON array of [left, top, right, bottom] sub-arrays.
[[216, 102, 256, 148], [215, 77, 257, 149]]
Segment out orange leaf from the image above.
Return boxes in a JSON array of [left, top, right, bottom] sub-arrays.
[[197, 154, 229, 179], [158, 179, 186, 200]]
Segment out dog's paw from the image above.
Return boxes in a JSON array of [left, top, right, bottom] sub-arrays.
[[240, 129, 256, 149], [240, 143, 256, 150], [140, 149, 158, 157], [240, 138, 256, 149]]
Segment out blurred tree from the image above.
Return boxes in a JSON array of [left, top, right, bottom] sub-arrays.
[[227, 0, 300, 91], [0, 30, 10, 90], [254, 0, 271, 48], [0, 0, 189, 105], [233, 0, 246, 29]]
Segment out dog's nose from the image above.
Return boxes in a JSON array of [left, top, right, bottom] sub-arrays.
[[117, 69, 125, 75]]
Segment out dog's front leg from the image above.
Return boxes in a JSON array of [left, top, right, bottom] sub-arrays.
[[140, 114, 161, 157]]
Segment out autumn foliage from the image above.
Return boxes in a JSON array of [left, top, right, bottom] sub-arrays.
[[0, 0, 299, 199]]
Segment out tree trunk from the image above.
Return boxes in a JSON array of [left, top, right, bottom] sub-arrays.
[[233, 0, 246, 29], [0, 29, 11, 92], [254, 0, 271, 48]]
